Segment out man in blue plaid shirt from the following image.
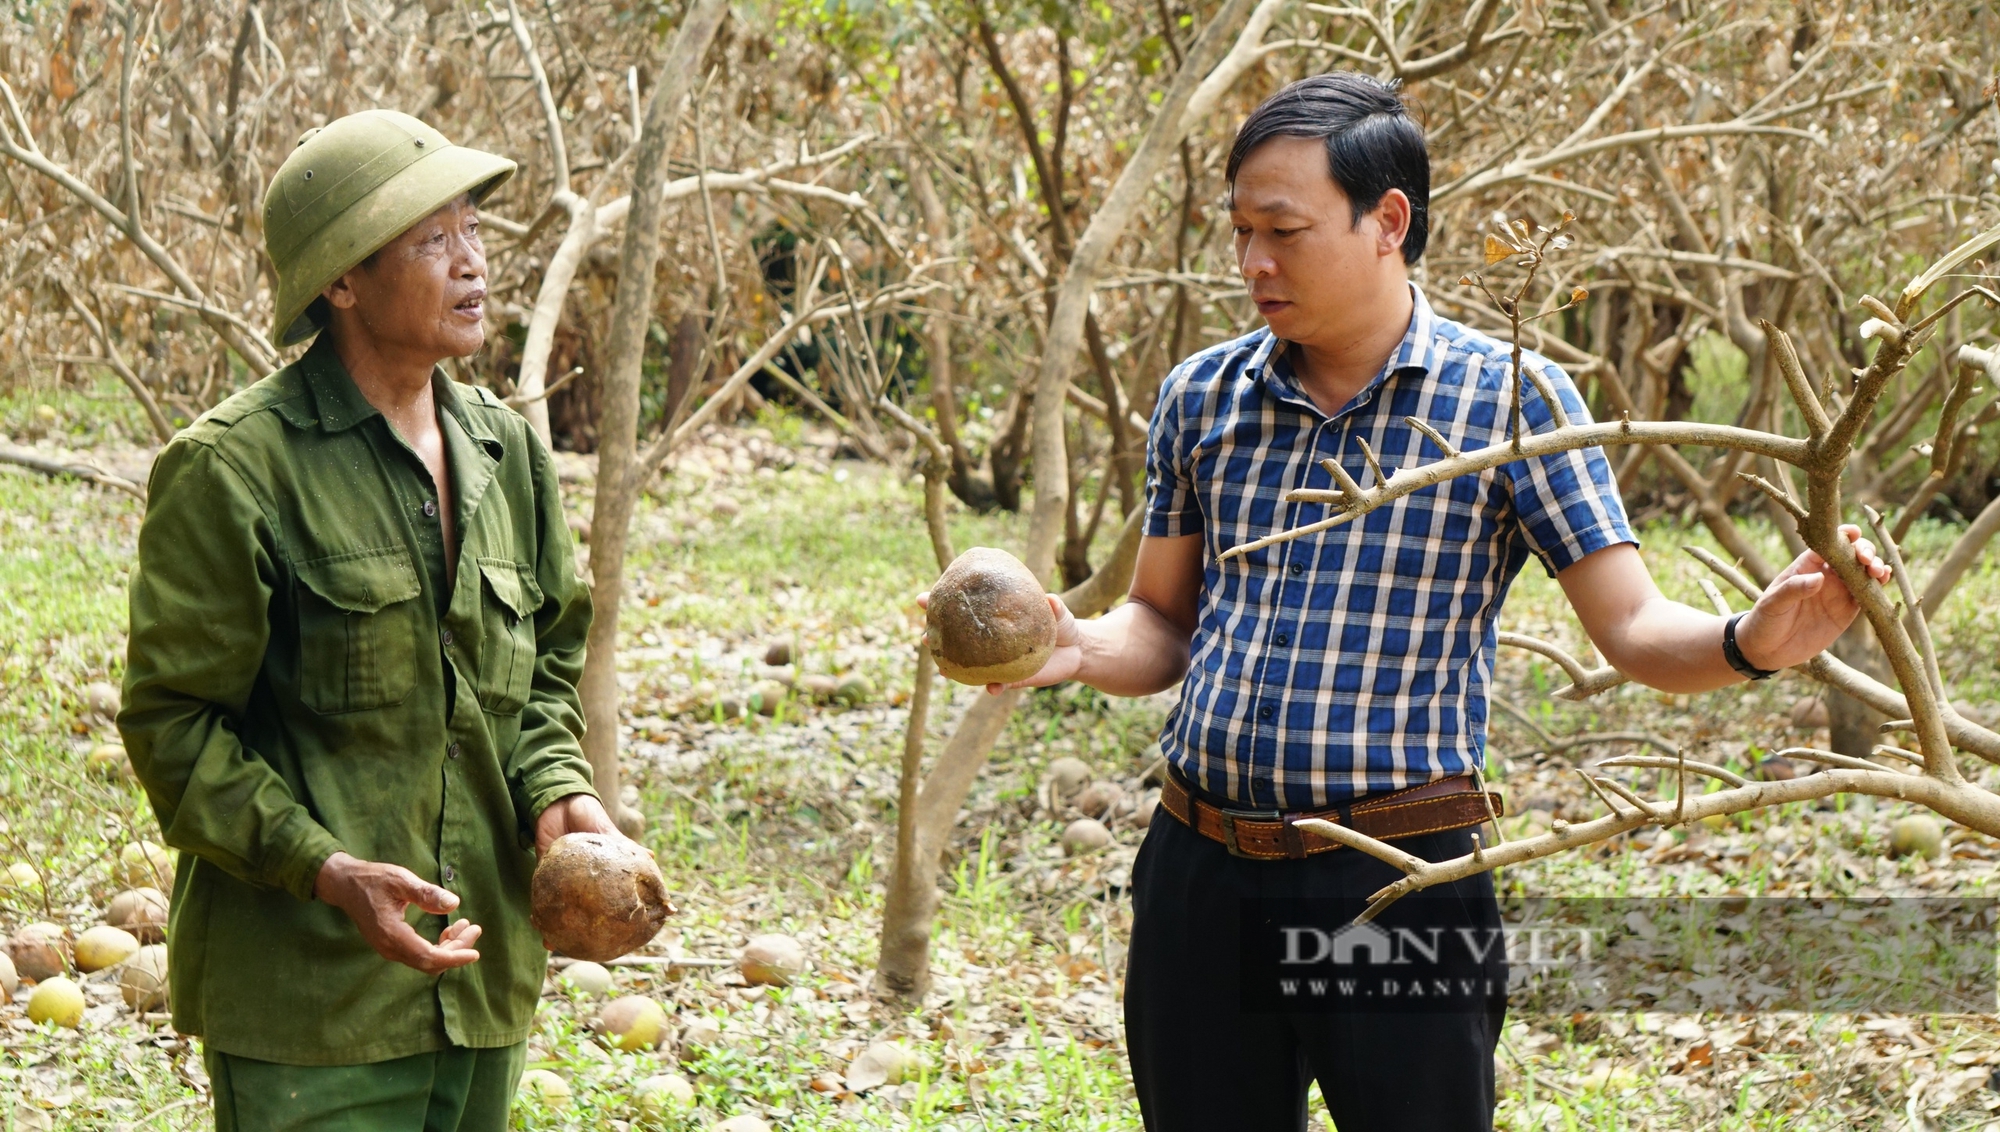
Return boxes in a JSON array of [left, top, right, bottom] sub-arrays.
[[990, 73, 1892, 1130]]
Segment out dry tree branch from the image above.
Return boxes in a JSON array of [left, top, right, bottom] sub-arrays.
[[1493, 631, 1626, 701], [0, 78, 280, 374], [0, 445, 145, 499], [1221, 417, 1806, 560], [55, 283, 175, 443]]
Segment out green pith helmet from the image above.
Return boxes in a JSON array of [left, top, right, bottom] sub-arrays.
[[264, 109, 516, 347]]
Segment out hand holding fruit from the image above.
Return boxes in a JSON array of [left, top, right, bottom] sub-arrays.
[[918, 547, 1081, 694]]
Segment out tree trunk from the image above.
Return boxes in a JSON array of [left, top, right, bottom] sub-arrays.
[[871, 0, 1266, 1000], [1827, 619, 1890, 761], [576, 0, 731, 837]]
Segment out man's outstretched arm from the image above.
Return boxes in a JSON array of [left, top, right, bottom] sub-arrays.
[[1558, 526, 1892, 694]]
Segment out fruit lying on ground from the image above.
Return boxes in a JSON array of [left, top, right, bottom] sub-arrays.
[[2, 862, 41, 893], [83, 681, 120, 717], [762, 640, 794, 666], [678, 1017, 723, 1063], [845, 1042, 920, 1091], [738, 933, 807, 986], [86, 744, 130, 778], [556, 960, 614, 997], [1889, 814, 1944, 859], [1075, 781, 1124, 819], [73, 926, 140, 973], [598, 995, 669, 1050], [834, 674, 875, 705], [28, 977, 85, 1028], [120, 945, 169, 1011], [712, 1117, 771, 1132], [118, 842, 173, 888], [8, 925, 69, 981], [105, 888, 170, 944], [925, 547, 1057, 685], [748, 680, 788, 716], [1043, 757, 1092, 800], [633, 1073, 695, 1117], [518, 1070, 570, 1108], [1131, 789, 1161, 828], [529, 834, 675, 962], [0, 952, 16, 998], [1062, 818, 1113, 856]]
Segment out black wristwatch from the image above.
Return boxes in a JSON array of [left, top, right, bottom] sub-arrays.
[[1722, 611, 1778, 681]]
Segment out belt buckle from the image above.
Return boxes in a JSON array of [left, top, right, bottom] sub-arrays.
[[1217, 805, 1280, 858]]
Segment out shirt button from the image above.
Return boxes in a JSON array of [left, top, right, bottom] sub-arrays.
[[1275, 632, 1290, 647], [422, 499, 437, 518], [447, 743, 461, 760], [441, 629, 454, 647], [1257, 705, 1275, 721], [1289, 562, 1305, 576]]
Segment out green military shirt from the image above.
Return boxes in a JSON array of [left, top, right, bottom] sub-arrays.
[[118, 335, 596, 1066]]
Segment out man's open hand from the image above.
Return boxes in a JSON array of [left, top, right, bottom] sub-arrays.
[[315, 851, 482, 974], [915, 591, 1086, 694], [1735, 523, 1893, 672], [534, 792, 621, 856]]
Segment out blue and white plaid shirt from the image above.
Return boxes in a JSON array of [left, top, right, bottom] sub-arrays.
[[1146, 285, 1636, 809]]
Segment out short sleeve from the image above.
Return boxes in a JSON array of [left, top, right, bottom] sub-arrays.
[[1504, 353, 1638, 576], [1144, 362, 1200, 538]]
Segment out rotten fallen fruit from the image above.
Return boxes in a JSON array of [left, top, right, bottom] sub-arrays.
[[530, 833, 675, 962], [925, 547, 1057, 685]]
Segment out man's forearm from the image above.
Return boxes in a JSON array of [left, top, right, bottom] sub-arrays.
[[1604, 596, 1740, 694], [1072, 599, 1194, 697]]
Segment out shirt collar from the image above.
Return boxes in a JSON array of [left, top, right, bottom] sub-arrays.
[[296, 333, 498, 455], [1256, 282, 1442, 414]]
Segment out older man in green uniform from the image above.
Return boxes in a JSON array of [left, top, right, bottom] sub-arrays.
[[118, 109, 622, 1130]]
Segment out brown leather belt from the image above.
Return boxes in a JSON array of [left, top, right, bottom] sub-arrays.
[[1159, 772, 1504, 861]]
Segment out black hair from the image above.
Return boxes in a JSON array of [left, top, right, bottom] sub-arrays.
[[1225, 72, 1430, 264]]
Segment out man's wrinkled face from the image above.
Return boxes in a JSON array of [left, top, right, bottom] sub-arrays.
[[1230, 136, 1409, 347], [323, 194, 487, 359]]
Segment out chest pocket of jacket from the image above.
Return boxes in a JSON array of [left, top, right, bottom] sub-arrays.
[[476, 558, 541, 715], [295, 549, 423, 714]]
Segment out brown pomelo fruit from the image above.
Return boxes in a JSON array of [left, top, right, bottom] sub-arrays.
[[530, 833, 676, 963], [1043, 757, 1092, 799], [926, 547, 1056, 685], [1062, 818, 1113, 856], [1074, 782, 1124, 819], [8, 925, 69, 982], [105, 888, 169, 944]]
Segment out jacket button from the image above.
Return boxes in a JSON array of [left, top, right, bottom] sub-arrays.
[[441, 629, 454, 647], [447, 743, 461, 760], [422, 499, 437, 518], [442, 865, 455, 882]]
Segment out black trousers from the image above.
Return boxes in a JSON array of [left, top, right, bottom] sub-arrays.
[[1125, 796, 1507, 1131]]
